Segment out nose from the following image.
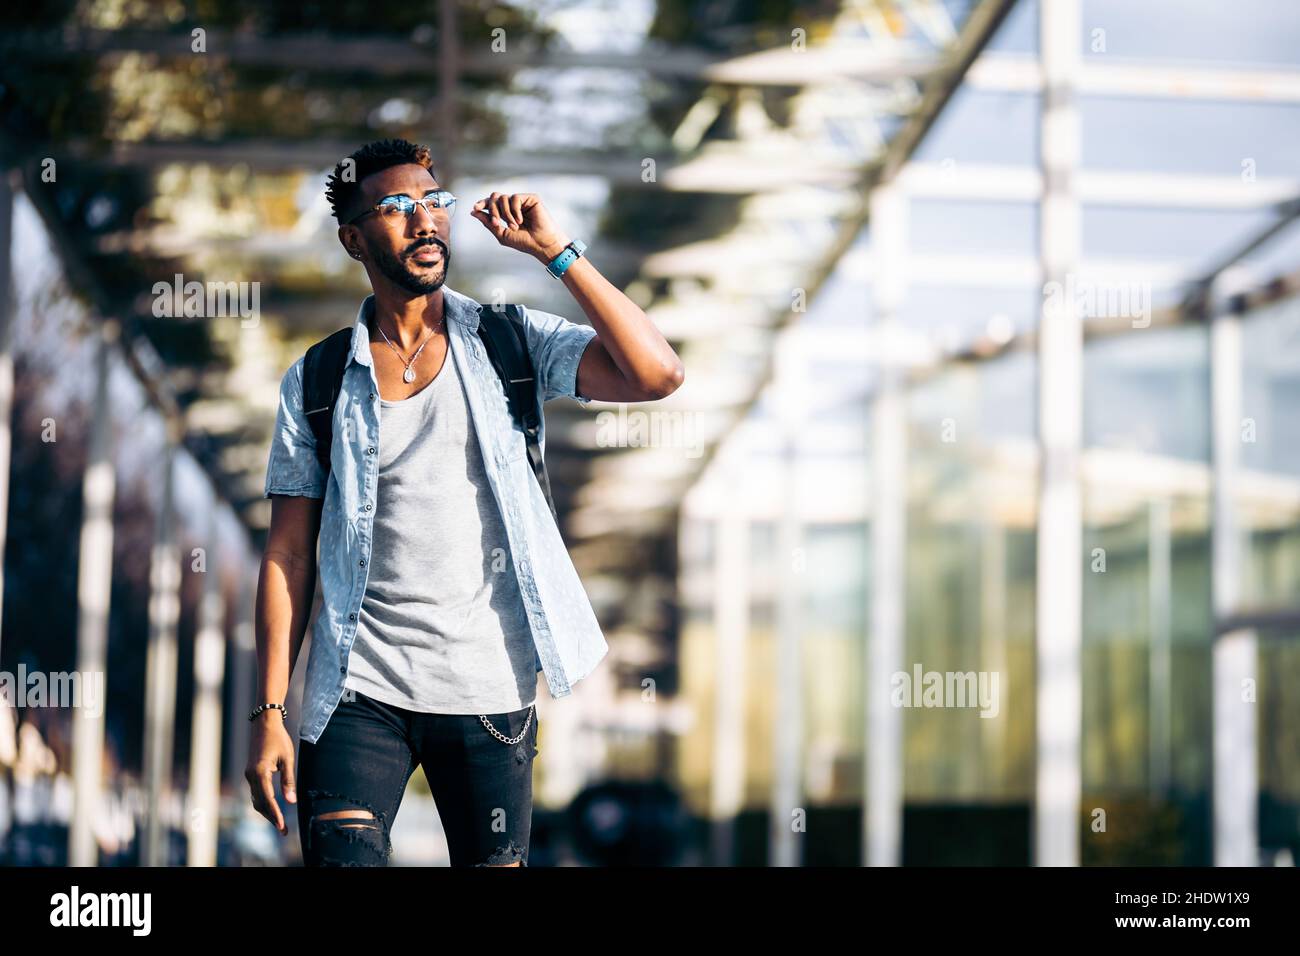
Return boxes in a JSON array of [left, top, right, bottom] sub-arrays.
[[410, 200, 442, 238]]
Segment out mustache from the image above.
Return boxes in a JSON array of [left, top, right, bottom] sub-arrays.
[[405, 238, 448, 257]]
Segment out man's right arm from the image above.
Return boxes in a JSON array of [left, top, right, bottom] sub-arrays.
[[255, 495, 323, 726], [247, 358, 328, 834], [258, 355, 329, 698]]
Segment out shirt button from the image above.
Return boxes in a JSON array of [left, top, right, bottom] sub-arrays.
[[367, 446, 376, 455], [349, 612, 356, 620], [339, 665, 346, 673], [364, 503, 372, 511], [359, 558, 366, 567], [369, 392, 375, 400]]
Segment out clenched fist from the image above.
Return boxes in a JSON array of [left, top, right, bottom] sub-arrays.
[[470, 192, 571, 264]]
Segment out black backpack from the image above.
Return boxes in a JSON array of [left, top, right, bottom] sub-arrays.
[[301, 299, 559, 522]]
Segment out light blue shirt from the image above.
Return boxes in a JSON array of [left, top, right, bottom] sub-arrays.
[[264, 285, 608, 744]]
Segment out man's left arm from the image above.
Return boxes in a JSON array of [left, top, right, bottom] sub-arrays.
[[472, 192, 685, 403]]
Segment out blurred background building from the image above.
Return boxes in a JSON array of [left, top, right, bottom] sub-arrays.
[[0, 0, 1296, 866]]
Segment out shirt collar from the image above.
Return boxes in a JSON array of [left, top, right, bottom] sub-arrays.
[[347, 285, 481, 368]]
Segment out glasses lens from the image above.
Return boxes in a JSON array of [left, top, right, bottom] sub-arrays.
[[379, 196, 414, 218]]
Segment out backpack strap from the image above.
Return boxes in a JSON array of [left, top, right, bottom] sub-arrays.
[[477, 303, 559, 523], [302, 326, 354, 478]]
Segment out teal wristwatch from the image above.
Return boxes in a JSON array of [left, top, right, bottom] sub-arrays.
[[545, 239, 587, 278]]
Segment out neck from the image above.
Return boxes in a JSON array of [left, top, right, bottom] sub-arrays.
[[369, 287, 446, 351]]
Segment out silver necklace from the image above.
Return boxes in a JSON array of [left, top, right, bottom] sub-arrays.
[[376, 313, 443, 383]]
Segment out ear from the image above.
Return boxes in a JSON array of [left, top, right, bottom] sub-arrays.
[[338, 225, 363, 259]]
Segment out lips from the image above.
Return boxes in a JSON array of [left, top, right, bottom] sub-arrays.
[[410, 244, 444, 263]]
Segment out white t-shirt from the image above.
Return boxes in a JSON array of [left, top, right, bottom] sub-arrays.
[[343, 345, 539, 714]]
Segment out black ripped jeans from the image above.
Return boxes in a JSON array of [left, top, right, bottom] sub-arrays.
[[296, 689, 538, 866]]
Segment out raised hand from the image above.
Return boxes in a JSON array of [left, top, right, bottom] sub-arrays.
[[470, 192, 571, 263]]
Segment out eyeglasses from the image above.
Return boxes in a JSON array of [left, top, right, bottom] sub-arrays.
[[347, 190, 457, 226]]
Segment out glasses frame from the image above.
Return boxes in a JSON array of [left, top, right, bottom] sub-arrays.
[[347, 189, 457, 226]]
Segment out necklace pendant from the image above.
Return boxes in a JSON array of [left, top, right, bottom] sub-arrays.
[[403, 366, 415, 383]]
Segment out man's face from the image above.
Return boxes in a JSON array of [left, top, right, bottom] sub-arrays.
[[345, 163, 452, 295]]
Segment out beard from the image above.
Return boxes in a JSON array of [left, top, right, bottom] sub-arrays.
[[371, 238, 450, 295]]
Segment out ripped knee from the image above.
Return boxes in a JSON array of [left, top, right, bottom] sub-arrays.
[[305, 789, 391, 866], [475, 841, 528, 867]]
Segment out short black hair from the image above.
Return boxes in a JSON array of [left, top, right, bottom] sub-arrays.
[[326, 138, 437, 224]]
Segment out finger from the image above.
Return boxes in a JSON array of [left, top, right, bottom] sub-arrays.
[[504, 194, 522, 229], [492, 193, 513, 229], [247, 772, 273, 828], [470, 208, 498, 233], [280, 754, 297, 804], [509, 194, 525, 228], [259, 769, 285, 833]]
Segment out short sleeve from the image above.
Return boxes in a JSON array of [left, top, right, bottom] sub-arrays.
[[263, 357, 327, 499], [519, 304, 599, 405]]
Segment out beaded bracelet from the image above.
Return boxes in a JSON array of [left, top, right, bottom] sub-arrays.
[[248, 702, 288, 722]]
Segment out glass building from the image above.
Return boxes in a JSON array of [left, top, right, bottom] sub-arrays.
[[675, 0, 1300, 866]]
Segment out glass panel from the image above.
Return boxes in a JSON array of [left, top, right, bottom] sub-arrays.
[[915, 88, 1041, 166], [1081, 0, 1300, 65], [1081, 98, 1300, 176], [1084, 325, 1209, 461], [904, 360, 1038, 805], [1239, 294, 1300, 609], [910, 199, 1038, 257], [800, 523, 868, 804]]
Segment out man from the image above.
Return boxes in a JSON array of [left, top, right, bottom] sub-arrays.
[[245, 138, 683, 866]]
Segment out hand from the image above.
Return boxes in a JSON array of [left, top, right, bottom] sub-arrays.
[[470, 192, 571, 263], [244, 715, 297, 835]]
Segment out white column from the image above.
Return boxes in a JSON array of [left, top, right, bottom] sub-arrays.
[[142, 435, 181, 866], [709, 450, 750, 866], [865, 180, 907, 867], [1035, 0, 1083, 867], [68, 319, 119, 867], [769, 339, 805, 867], [187, 509, 226, 866], [1209, 283, 1258, 867]]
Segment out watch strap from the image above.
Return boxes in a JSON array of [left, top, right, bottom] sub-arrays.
[[546, 239, 587, 278]]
